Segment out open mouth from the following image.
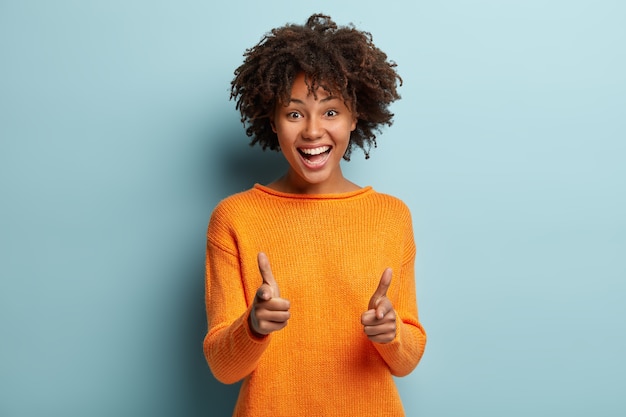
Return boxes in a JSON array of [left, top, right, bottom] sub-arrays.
[[298, 145, 331, 166]]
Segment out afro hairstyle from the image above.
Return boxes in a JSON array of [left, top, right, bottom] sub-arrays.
[[230, 13, 402, 159]]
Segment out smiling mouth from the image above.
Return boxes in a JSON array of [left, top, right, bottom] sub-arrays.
[[298, 146, 331, 166]]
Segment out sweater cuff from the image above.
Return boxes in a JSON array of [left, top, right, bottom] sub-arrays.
[[372, 315, 417, 377], [206, 306, 272, 384]]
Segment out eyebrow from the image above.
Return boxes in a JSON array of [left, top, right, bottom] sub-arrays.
[[287, 96, 339, 105]]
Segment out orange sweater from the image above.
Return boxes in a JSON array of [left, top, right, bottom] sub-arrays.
[[204, 184, 426, 416]]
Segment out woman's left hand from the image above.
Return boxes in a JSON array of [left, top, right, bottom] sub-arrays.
[[361, 268, 397, 344]]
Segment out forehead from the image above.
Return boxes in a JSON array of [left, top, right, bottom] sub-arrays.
[[285, 72, 341, 102]]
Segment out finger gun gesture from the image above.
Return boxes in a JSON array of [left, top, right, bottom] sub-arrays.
[[361, 268, 396, 344], [249, 252, 291, 337]]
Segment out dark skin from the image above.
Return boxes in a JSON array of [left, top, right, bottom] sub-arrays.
[[249, 252, 396, 344], [249, 252, 291, 337], [362, 267, 397, 344]]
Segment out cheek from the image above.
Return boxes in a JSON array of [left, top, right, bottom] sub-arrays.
[[274, 124, 291, 141], [275, 128, 296, 152]]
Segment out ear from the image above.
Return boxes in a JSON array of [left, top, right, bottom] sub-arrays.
[[349, 104, 358, 132], [269, 111, 277, 133]]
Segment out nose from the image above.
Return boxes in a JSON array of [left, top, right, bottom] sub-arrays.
[[303, 117, 323, 140]]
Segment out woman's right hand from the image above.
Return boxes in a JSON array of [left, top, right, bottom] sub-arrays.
[[249, 252, 291, 337]]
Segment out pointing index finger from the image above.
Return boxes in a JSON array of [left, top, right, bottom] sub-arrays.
[[368, 268, 392, 310], [257, 252, 280, 297]]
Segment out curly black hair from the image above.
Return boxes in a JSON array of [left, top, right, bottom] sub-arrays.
[[230, 13, 402, 160]]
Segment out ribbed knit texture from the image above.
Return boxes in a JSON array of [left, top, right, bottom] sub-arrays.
[[204, 184, 427, 417]]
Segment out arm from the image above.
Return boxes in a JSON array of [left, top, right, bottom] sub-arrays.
[[370, 258, 427, 377], [203, 239, 271, 384], [361, 206, 427, 377]]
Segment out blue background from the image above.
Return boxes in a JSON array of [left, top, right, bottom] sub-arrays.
[[1, 1, 624, 416]]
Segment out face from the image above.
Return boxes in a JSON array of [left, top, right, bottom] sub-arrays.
[[271, 72, 357, 194]]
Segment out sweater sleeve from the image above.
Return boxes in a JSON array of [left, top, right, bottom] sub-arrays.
[[373, 257, 427, 376], [202, 207, 271, 384], [373, 209, 427, 377]]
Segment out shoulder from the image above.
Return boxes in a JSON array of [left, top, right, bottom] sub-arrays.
[[207, 188, 260, 232], [368, 190, 413, 218], [212, 188, 256, 214], [208, 185, 289, 230]]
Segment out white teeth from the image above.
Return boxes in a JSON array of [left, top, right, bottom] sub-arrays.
[[300, 146, 330, 155]]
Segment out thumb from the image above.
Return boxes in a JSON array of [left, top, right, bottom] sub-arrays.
[[368, 268, 392, 310], [257, 252, 280, 298]]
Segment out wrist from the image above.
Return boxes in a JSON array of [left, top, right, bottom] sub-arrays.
[[247, 312, 268, 339]]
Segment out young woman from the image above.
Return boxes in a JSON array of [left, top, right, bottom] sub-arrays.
[[204, 14, 427, 416]]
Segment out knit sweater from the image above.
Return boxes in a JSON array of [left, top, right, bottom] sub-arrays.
[[204, 184, 426, 417]]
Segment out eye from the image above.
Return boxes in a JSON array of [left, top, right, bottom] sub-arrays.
[[326, 109, 338, 117], [287, 111, 302, 119]]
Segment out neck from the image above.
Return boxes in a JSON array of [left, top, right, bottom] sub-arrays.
[[267, 172, 360, 195]]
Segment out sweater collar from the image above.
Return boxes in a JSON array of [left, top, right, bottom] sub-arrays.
[[253, 183, 373, 200]]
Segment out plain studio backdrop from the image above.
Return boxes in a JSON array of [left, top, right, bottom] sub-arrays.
[[1, 1, 624, 416]]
